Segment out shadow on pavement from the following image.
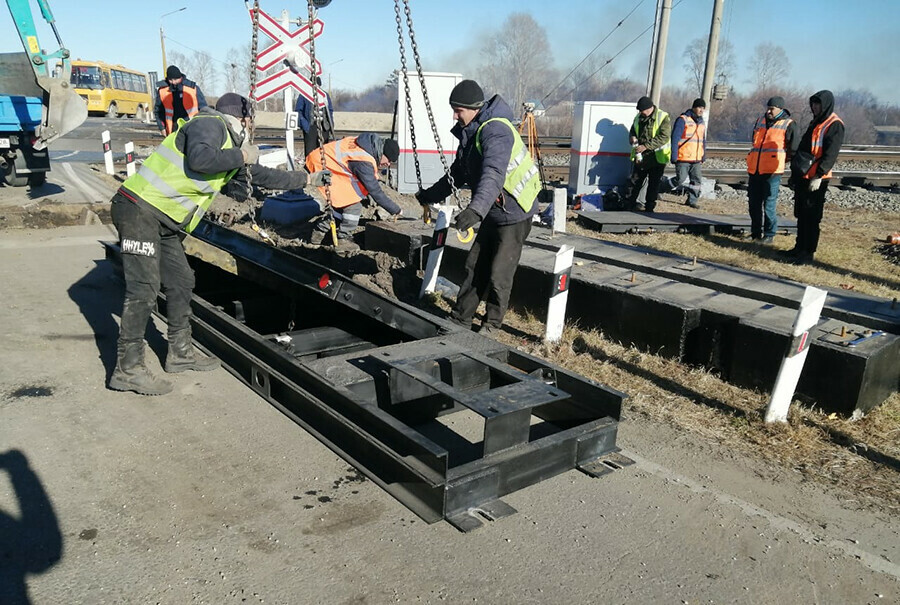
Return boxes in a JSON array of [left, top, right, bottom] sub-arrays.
[[0, 449, 63, 605]]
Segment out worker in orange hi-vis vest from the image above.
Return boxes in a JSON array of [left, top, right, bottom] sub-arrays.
[[155, 65, 208, 135], [746, 96, 799, 245], [782, 90, 844, 265], [670, 98, 707, 209]]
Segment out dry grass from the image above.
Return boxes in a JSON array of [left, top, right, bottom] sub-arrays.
[[496, 192, 899, 512]]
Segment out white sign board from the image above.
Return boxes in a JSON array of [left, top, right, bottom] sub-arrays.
[[569, 101, 635, 197], [397, 72, 462, 194]]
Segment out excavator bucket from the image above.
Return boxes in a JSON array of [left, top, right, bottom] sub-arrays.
[[33, 75, 86, 150]]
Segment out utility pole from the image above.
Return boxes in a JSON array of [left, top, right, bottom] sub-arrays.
[[700, 0, 725, 106], [645, 0, 663, 95], [649, 0, 671, 105]]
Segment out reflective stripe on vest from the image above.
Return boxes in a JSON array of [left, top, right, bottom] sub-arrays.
[[474, 118, 540, 213], [805, 112, 843, 179], [304, 137, 377, 208], [159, 85, 200, 134], [632, 109, 672, 164], [746, 115, 792, 174], [675, 115, 706, 162], [121, 115, 237, 233]]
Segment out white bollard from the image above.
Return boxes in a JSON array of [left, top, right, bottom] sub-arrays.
[[764, 286, 828, 423], [124, 142, 136, 177], [102, 130, 114, 175], [553, 187, 567, 233], [544, 244, 575, 343], [419, 204, 455, 299]]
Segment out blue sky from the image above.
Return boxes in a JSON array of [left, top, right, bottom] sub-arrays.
[[3, 0, 898, 105]]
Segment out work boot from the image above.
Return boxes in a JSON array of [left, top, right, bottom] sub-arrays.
[[477, 323, 502, 339], [165, 328, 220, 373], [779, 246, 801, 257], [109, 340, 174, 395], [760, 236, 775, 246], [308, 230, 327, 245]]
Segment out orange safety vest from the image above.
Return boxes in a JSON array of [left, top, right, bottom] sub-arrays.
[[746, 115, 792, 175], [159, 84, 200, 135], [804, 112, 843, 179], [675, 114, 706, 163], [305, 137, 378, 208]]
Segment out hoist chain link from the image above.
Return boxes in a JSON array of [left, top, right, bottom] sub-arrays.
[[307, 0, 338, 246], [402, 0, 462, 208], [248, 0, 260, 144], [394, 0, 421, 190]]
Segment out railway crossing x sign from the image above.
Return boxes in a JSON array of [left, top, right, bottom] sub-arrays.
[[249, 7, 326, 105]]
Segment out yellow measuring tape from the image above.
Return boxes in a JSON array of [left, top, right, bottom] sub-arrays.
[[456, 228, 474, 243]]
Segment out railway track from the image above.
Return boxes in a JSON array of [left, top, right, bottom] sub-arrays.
[[124, 124, 900, 188]]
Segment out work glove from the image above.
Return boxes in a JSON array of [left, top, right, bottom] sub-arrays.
[[308, 170, 332, 187], [808, 177, 822, 192], [454, 207, 481, 233], [415, 188, 440, 206], [242, 144, 260, 165]]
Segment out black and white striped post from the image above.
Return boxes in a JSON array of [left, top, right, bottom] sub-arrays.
[[102, 130, 114, 175], [419, 204, 454, 298], [764, 286, 828, 423], [125, 142, 136, 177], [545, 244, 575, 343]]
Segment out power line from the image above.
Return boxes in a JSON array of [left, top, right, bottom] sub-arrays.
[[540, 0, 645, 105]]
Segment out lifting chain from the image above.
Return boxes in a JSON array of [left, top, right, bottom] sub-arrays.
[[307, 0, 338, 246], [248, 0, 260, 144], [394, 0, 462, 225]]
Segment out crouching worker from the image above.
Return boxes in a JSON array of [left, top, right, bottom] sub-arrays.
[[109, 92, 331, 395], [305, 133, 402, 248]]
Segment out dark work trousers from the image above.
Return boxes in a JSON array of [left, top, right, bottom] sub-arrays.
[[792, 178, 829, 254], [303, 119, 334, 159], [748, 173, 782, 238], [624, 156, 666, 211], [675, 161, 702, 207], [111, 194, 195, 345], [314, 202, 362, 238], [451, 218, 532, 329]]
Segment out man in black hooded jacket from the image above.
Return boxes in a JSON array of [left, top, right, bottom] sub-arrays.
[[785, 90, 844, 264], [109, 92, 331, 396], [416, 80, 540, 336]]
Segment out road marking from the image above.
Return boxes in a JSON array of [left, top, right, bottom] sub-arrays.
[[623, 449, 900, 580], [53, 151, 79, 160], [61, 162, 105, 203]]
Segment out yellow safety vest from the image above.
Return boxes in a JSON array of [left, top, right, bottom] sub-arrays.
[[121, 115, 238, 233], [632, 110, 672, 164], [475, 117, 541, 212]]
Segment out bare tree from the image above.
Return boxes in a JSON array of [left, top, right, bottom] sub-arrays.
[[682, 37, 736, 95], [225, 44, 251, 95], [190, 51, 219, 95], [746, 43, 790, 90], [476, 13, 553, 115]]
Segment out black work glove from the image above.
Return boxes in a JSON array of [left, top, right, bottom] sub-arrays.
[[416, 188, 441, 206], [454, 207, 481, 232]]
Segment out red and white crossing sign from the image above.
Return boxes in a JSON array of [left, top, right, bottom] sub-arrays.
[[248, 7, 326, 105]]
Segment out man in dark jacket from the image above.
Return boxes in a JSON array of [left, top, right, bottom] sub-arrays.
[[746, 96, 799, 244], [109, 93, 331, 395], [306, 132, 402, 248], [296, 77, 335, 158], [416, 80, 540, 336], [155, 65, 208, 135], [785, 89, 844, 264], [624, 96, 671, 212]]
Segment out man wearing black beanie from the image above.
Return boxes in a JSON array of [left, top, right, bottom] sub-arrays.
[[415, 79, 541, 337], [670, 98, 708, 209], [154, 65, 208, 135], [106, 93, 331, 395], [625, 96, 671, 212]]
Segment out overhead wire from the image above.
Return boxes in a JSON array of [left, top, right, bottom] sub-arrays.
[[543, 0, 685, 113], [540, 0, 646, 105]]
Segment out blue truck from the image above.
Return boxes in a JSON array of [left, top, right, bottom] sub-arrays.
[[1, 0, 87, 187]]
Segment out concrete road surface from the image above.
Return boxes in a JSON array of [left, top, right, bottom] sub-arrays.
[[0, 226, 898, 604]]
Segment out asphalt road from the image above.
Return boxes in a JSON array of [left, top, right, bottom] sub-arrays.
[[0, 225, 898, 604]]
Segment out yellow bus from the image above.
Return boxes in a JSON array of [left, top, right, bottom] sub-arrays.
[[69, 60, 152, 120]]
